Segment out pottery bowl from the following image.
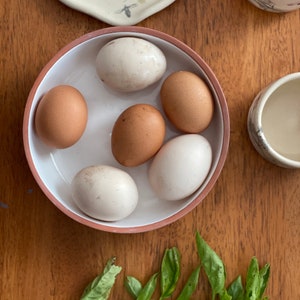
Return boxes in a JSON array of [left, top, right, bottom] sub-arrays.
[[23, 26, 230, 233]]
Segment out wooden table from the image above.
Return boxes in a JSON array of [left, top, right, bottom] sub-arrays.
[[1, 0, 299, 299]]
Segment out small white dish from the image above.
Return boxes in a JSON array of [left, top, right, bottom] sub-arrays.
[[248, 72, 300, 168], [59, 0, 176, 25]]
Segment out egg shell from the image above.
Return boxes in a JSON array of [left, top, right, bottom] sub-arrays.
[[148, 134, 212, 201], [111, 104, 166, 167], [96, 37, 167, 92], [160, 71, 214, 133], [71, 165, 139, 222], [34, 85, 88, 148]]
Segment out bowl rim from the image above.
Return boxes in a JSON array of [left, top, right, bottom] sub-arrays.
[[23, 26, 230, 233]]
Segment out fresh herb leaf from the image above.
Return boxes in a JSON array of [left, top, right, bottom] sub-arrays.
[[160, 247, 181, 299], [91, 233, 271, 299], [196, 232, 227, 300], [125, 276, 143, 299], [137, 272, 159, 300], [219, 289, 233, 300], [227, 276, 244, 300], [258, 263, 270, 299], [81, 257, 122, 300], [245, 257, 260, 300], [176, 265, 201, 300]]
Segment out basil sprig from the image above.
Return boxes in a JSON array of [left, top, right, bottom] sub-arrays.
[[125, 276, 143, 298], [225, 258, 270, 300], [80, 257, 122, 300], [160, 247, 181, 299], [176, 265, 201, 300], [81, 231, 270, 300], [125, 247, 184, 300], [196, 232, 229, 299], [227, 276, 244, 300], [125, 246, 200, 299], [196, 232, 270, 300]]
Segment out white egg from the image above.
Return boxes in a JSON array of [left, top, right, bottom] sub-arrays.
[[71, 165, 138, 221], [96, 37, 167, 92], [148, 134, 212, 201]]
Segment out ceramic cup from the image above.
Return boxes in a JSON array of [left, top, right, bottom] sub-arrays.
[[247, 72, 300, 168], [248, 0, 300, 12]]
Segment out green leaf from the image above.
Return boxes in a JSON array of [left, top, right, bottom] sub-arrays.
[[177, 265, 201, 300], [245, 257, 260, 300], [196, 232, 227, 300], [103, 257, 116, 274], [219, 289, 232, 300], [258, 263, 270, 299], [227, 276, 244, 300], [125, 276, 143, 299], [137, 273, 159, 300], [81, 257, 122, 300], [160, 247, 181, 299]]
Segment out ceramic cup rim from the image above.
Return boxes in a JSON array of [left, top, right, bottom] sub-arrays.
[[247, 0, 300, 12], [255, 72, 300, 168]]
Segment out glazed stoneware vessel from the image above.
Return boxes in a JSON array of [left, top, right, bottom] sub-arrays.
[[23, 27, 230, 233], [248, 0, 300, 12], [247, 73, 300, 168], [59, 0, 176, 25]]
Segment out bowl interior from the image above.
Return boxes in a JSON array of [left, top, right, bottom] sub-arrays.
[[23, 27, 229, 233]]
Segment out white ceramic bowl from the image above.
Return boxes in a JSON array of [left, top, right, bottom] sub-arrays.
[[23, 27, 230, 233]]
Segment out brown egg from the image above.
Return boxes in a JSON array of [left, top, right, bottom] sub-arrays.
[[160, 71, 214, 133], [111, 104, 166, 167], [35, 85, 88, 148]]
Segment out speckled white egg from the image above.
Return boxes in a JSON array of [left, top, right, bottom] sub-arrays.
[[71, 165, 138, 221], [96, 37, 167, 92], [148, 134, 212, 201]]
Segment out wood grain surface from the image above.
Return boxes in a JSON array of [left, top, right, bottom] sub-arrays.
[[1, 0, 299, 299]]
